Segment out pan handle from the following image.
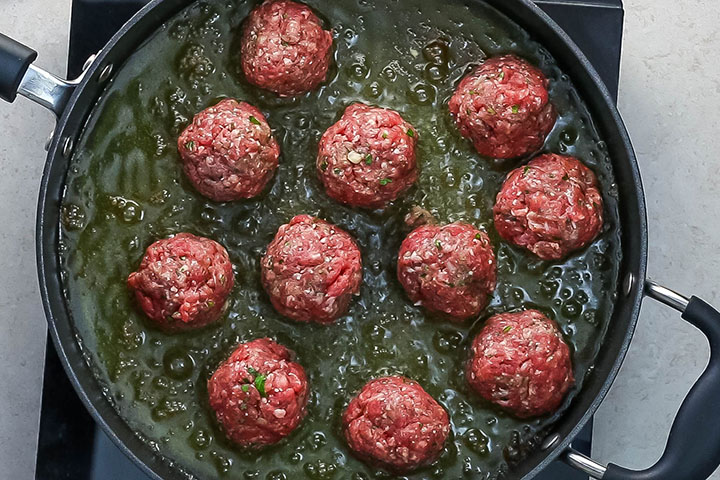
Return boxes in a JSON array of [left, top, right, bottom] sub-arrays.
[[563, 279, 720, 479], [0, 33, 76, 116]]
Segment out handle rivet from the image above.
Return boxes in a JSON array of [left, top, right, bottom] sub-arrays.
[[98, 64, 113, 83], [61, 137, 74, 158], [541, 433, 561, 450], [623, 273, 634, 296]]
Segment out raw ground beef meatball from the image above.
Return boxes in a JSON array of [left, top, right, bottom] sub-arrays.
[[466, 309, 574, 418], [317, 103, 419, 209], [493, 153, 604, 260], [448, 55, 556, 159], [127, 233, 234, 331], [208, 338, 309, 448], [397, 223, 496, 321], [177, 98, 280, 202], [343, 376, 450, 473], [261, 215, 362, 323], [240, 0, 333, 96]]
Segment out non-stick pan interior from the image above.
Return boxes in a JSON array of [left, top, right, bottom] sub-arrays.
[[38, 0, 645, 479]]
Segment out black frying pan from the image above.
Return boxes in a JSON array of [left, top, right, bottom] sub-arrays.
[[1, 0, 720, 478]]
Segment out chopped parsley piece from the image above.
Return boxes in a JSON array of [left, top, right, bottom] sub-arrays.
[[241, 384, 250, 393], [523, 165, 530, 176], [406, 128, 415, 137], [511, 105, 519, 114], [503, 325, 513, 333], [219, 274, 226, 285], [249, 115, 261, 126], [434, 239, 442, 250], [254, 374, 267, 397], [562, 174, 570, 181], [474, 233, 482, 240], [468, 90, 477, 95], [498, 71, 505, 80], [320, 161, 328, 171], [207, 300, 215, 308], [184, 140, 195, 151], [365, 154, 373, 165], [379, 178, 392, 186], [382, 132, 388, 139], [486, 106, 497, 115], [246, 366, 268, 397], [334, 168, 342, 175]]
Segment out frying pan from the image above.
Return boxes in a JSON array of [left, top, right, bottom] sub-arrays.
[[1, 0, 720, 478]]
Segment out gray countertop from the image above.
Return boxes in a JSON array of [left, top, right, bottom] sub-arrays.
[[1, 0, 718, 478]]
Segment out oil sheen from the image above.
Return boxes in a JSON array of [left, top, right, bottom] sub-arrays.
[[59, 0, 622, 478]]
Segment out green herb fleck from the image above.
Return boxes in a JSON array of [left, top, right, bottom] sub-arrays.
[[406, 128, 415, 137], [562, 174, 570, 181], [435, 239, 442, 250], [498, 71, 505, 80], [382, 132, 388, 139], [474, 233, 482, 240], [320, 161, 328, 171], [379, 178, 392, 186], [486, 106, 497, 115], [207, 300, 215, 308], [365, 154, 373, 165], [503, 325, 513, 333], [249, 116, 261, 126], [334, 168, 342, 175], [468, 90, 477, 95], [247, 366, 260, 377], [523, 165, 530, 176], [511, 105, 519, 114], [241, 384, 250, 393], [281, 41, 289, 47], [184, 140, 195, 151], [219, 274, 226, 285], [240, 403, 248, 410], [178, 265, 188, 273], [254, 374, 267, 397]]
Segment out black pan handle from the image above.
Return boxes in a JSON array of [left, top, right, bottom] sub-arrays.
[[0, 33, 37, 102], [564, 280, 720, 479], [0, 32, 77, 115]]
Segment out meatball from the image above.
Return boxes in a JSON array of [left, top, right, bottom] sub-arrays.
[[127, 233, 234, 331], [448, 55, 556, 159], [261, 215, 362, 323], [397, 223, 496, 321], [240, 0, 333, 96], [466, 309, 574, 418], [178, 99, 280, 202], [493, 153, 604, 260], [208, 338, 309, 448], [342, 376, 450, 473], [317, 103, 419, 209]]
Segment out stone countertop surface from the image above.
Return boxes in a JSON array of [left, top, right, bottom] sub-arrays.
[[0, 0, 718, 478]]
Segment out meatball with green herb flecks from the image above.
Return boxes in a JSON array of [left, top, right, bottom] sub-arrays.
[[178, 99, 280, 202], [208, 338, 309, 448], [466, 309, 574, 418], [397, 222, 496, 321], [449, 55, 556, 159], [317, 103, 419, 209], [241, 0, 333, 96], [127, 233, 234, 331], [493, 153, 604, 260], [261, 215, 362, 323], [343, 376, 450, 473]]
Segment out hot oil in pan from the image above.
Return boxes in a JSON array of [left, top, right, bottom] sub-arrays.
[[59, 0, 621, 478]]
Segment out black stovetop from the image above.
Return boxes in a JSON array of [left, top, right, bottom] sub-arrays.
[[35, 1, 623, 478]]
